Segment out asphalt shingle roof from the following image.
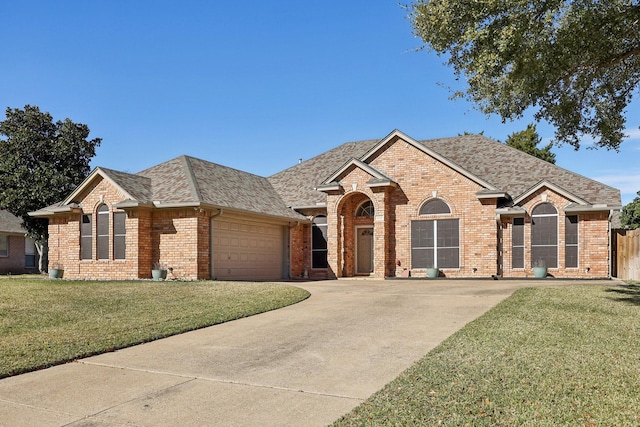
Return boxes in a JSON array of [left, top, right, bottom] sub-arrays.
[[268, 134, 621, 208], [135, 155, 304, 220], [0, 209, 25, 234], [268, 139, 380, 208], [99, 168, 152, 202], [39, 132, 619, 219]]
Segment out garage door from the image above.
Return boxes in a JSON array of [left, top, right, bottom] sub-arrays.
[[212, 217, 286, 281]]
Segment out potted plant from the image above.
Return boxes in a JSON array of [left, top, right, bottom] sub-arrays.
[[49, 262, 64, 279], [427, 266, 439, 278], [152, 262, 167, 280], [532, 258, 548, 278]]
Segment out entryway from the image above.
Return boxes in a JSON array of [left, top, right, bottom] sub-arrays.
[[356, 226, 374, 275]]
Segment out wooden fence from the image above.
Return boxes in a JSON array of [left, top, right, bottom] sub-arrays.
[[612, 229, 640, 281]]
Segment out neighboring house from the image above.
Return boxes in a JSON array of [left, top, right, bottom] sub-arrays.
[[0, 209, 37, 274], [30, 129, 621, 280]]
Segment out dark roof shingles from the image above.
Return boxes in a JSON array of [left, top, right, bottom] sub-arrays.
[[269, 134, 621, 208], [0, 209, 25, 234], [135, 156, 303, 220], [268, 139, 379, 208]]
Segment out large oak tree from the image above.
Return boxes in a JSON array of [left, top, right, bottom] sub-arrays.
[[0, 105, 101, 272], [410, 0, 640, 150]]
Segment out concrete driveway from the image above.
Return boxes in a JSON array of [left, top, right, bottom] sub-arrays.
[[0, 278, 616, 426]]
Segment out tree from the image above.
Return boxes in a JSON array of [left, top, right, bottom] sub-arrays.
[[505, 124, 556, 164], [0, 105, 101, 272], [409, 0, 640, 150], [621, 191, 640, 229]]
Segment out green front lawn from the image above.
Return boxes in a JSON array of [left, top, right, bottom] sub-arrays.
[[333, 283, 640, 426], [0, 277, 309, 379]]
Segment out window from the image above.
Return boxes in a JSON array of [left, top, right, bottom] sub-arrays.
[[565, 215, 578, 268], [355, 200, 374, 217], [81, 214, 92, 260], [25, 237, 36, 267], [419, 198, 451, 215], [512, 217, 525, 269], [97, 204, 109, 259], [411, 219, 459, 268], [312, 215, 328, 269], [113, 212, 126, 260], [0, 235, 8, 257], [531, 203, 558, 268]]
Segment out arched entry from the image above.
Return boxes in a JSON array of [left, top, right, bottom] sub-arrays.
[[337, 193, 375, 276]]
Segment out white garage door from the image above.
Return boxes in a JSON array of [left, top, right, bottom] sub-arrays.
[[212, 217, 286, 281]]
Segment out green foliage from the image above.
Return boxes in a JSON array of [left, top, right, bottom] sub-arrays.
[[410, 0, 640, 150], [505, 123, 556, 163], [333, 285, 640, 425], [0, 105, 101, 240], [0, 278, 310, 378], [621, 191, 640, 229]]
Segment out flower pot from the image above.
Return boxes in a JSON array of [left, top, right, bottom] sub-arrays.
[[152, 269, 167, 280], [427, 267, 439, 278], [533, 266, 547, 278], [49, 268, 64, 279]]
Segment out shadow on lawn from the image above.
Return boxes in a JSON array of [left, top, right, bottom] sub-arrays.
[[605, 284, 640, 306]]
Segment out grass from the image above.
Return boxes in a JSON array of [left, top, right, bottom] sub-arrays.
[[333, 283, 640, 426], [0, 276, 309, 379]]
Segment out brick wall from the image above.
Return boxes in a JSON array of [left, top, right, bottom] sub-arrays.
[[502, 190, 611, 278], [291, 208, 331, 279], [325, 138, 497, 278], [320, 137, 612, 279], [0, 234, 28, 274]]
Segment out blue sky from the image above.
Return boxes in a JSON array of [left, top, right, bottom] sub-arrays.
[[2, 1, 639, 205]]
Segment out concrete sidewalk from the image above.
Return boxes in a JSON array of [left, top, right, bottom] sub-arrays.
[[0, 279, 618, 426]]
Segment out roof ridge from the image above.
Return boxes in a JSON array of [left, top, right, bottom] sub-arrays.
[[181, 155, 204, 203], [269, 138, 380, 178]]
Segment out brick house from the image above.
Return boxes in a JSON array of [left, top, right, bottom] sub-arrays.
[[31, 129, 621, 280], [0, 209, 37, 274]]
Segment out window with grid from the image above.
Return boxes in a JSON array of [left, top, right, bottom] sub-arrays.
[[531, 203, 558, 268], [355, 200, 374, 217], [411, 219, 459, 268]]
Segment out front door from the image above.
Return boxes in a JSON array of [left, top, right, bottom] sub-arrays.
[[356, 227, 374, 275]]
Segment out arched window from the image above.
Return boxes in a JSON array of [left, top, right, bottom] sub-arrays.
[[531, 203, 558, 268], [96, 204, 110, 260], [419, 198, 451, 215], [355, 200, 374, 217], [312, 215, 328, 269], [412, 198, 459, 268]]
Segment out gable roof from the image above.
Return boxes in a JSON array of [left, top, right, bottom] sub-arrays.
[[268, 139, 380, 208], [62, 167, 150, 205], [0, 209, 26, 235], [419, 134, 620, 206], [269, 130, 621, 209]]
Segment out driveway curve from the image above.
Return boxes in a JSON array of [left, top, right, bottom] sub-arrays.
[[0, 278, 617, 426]]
